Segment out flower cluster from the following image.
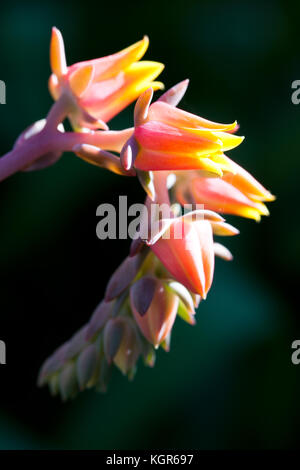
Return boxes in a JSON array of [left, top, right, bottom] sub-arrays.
[[0, 29, 274, 400]]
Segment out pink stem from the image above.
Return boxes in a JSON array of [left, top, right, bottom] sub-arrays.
[[153, 171, 171, 206], [44, 94, 71, 130], [56, 128, 133, 153], [143, 172, 173, 240], [0, 127, 133, 182]]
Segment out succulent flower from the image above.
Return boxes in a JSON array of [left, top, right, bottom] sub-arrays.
[[147, 209, 238, 298], [175, 162, 275, 221], [49, 28, 164, 130], [121, 86, 244, 175]]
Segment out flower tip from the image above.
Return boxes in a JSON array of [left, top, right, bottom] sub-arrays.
[[145, 86, 154, 96], [227, 120, 239, 133], [233, 135, 245, 147], [255, 202, 270, 217], [142, 63, 164, 90], [211, 221, 240, 236], [140, 35, 149, 54], [217, 133, 245, 152], [157, 79, 189, 106], [232, 134, 245, 145], [51, 26, 59, 36], [134, 87, 153, 126], [131, 35, 149, 61], [261, 206, 270, 216], [142, 35, 149, 47], [159, 64, 165, 76], [152, 81, 165, 91], [50, 26, 67, 77], [214, 243, 233, 261], [202, 284, 213, 300], [266, 193, 276, 202], [177, 78, 190, 92]]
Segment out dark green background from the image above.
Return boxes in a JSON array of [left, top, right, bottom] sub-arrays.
[[0, 0, 299, 449]]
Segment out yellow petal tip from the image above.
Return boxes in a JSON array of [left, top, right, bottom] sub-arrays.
[[151, 81, 165, 91]]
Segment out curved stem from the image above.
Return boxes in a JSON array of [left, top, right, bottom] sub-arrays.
[[44, 94, 72, 130], [153, 171, 171, 205], [139, 172, 173, 245], [0, 132, 53, 182], [0, 127, 133, 182], [56, 128, 133, 153], [130, 173, 173, 255]]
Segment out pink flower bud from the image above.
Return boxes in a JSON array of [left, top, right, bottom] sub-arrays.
[[113, 318, 141, 375], [130, 276, 179, 347], [149, 217, 215, 299]]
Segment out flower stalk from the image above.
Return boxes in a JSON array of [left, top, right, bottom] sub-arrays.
[[0, 28, 275, 400]]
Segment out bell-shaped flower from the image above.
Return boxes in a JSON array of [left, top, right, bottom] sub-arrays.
[[175, 159, 275, 221], [146, 210, 224, 298], [222, 156, 275, 202], [121, 85, 244, 175], [49, 28, 164, 130]]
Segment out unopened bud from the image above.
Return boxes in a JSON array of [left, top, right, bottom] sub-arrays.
[[105, 252, 146, 301], [59, 361, 78, 401], [113, 318, 141, 375], [130, 277, 179, 347], [86, 301, 112, 341], [103, 318, 125, 363], [76, 344, 98, 390], [64, 325, 89, 360]]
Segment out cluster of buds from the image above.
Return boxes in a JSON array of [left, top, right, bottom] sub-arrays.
[[37, 249, 200, 399], [0, 28, 274, 399]]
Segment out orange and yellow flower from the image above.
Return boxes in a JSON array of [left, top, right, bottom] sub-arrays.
[[49, 28, 164, 130], [121, 87, 244, 175], [175, 158, 275, 221]]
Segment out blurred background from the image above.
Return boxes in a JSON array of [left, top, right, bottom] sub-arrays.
[[0, 0, 299, 450]]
